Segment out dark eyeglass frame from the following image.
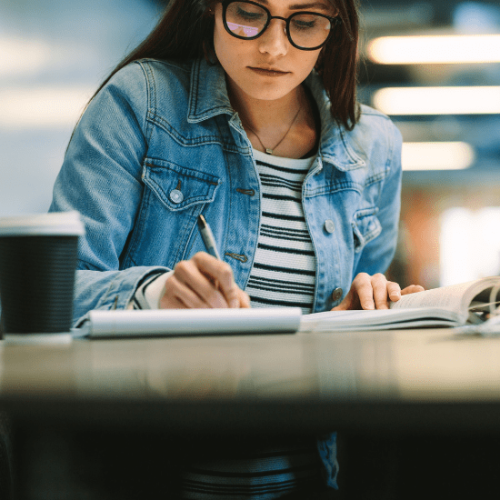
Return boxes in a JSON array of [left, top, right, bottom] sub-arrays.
[[221, 0, 342, 51]]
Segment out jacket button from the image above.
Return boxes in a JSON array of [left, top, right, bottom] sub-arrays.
[[331, 287, 343, 302], [169, 189, 184, 204], [324, 219, 335, 234]]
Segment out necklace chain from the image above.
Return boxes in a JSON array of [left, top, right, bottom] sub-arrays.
[[244, 104, 302, 155]]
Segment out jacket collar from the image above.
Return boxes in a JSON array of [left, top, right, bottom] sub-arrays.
[[187, 58, 365, 171], [187, 59, 233, 123], [303, 70, 366, 171]]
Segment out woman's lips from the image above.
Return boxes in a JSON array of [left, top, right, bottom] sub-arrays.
[[249, 67, 289, 77]]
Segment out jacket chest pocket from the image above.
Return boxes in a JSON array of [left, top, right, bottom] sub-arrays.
[[352, 207, 382, 253], [128, 158, 221, 268], [142, 158, 220, 211]]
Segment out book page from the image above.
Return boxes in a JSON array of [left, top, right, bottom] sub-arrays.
[[390, 278, 500, 320], [300, 307, 460, 332]]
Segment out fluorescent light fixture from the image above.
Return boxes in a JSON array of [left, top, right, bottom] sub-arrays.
[[0, 87, 94, 129], [373, 86, 500, 115], [368, 34, 500, 64], [402, 142, 475, 171], [0, 37, 52, 77]]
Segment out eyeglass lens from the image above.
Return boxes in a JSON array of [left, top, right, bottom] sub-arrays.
[[225, 1, 333, 49]]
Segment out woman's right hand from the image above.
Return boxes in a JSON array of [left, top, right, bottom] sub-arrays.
[[159, 252, 250, 309]]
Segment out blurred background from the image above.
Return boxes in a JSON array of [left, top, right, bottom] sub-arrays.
[[0, 0, 499, 289]]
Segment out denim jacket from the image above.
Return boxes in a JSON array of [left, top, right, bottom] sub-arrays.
[[49, 57, 402, 489], [51, 57, 402, 321]]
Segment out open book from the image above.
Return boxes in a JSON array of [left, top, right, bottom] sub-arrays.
[[300, 276, 500, 332]]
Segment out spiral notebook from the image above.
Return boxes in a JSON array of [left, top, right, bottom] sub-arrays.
[[73, 307, 303, 338]]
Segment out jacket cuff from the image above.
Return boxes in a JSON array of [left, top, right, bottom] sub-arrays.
[[127, 270, 174, 310], [73, 266, 170, 327]]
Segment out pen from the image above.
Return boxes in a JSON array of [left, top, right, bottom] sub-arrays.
[[197, 214, 221, 260]]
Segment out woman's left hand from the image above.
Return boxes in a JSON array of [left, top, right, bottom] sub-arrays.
[[331, 272, 425, 311]]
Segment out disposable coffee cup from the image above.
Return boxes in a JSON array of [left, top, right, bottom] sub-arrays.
[[0, 211, 85, 338]]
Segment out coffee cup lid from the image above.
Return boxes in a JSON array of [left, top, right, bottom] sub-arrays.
[[0, 211, 85, 236]]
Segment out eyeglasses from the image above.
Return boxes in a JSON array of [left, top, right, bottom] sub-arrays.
[[221, 0, 341, 51]]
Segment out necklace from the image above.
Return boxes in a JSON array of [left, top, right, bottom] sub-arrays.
[[244, 103, 302, 155]]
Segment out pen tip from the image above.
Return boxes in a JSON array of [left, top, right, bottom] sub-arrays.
[[197, 214, 206, 229]]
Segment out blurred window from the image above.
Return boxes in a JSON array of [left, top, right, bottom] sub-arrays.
[[440, 207, 500, 286], [0, 0, 160, 216]]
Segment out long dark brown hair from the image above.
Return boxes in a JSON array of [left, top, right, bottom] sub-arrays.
[[91, 0, 360, 130]]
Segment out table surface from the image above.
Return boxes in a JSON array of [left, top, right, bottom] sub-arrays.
[[1, 328, 500, 433]]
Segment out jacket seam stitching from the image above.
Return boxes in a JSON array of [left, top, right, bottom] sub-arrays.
[[220, 118, 232, 263], [136, 60, 155, 142], [376, 120, 395, 208], [127, 186, 150, 262]]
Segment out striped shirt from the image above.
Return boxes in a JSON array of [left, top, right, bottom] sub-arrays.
[[247, 149, 317, 315]]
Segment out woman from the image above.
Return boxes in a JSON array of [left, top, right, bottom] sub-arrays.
[[50, 0, 422, 497]]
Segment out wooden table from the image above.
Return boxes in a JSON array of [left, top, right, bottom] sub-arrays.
[[2, 328, 500, 498]]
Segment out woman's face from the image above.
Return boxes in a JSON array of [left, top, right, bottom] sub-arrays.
[[213, 0, 336, 102]]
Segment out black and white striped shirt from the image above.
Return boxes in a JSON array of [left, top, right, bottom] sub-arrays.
[[246, 149, 317, 314]]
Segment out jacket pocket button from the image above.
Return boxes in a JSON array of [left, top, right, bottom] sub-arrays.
[[331, 287, 343, 301], [169, 189, 184, 204], [324, 219, 335, 234]]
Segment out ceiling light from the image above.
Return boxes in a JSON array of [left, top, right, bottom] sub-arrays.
[[402, 142, 475, 171], [373, 86, 500, 115], [368, 34, 500, 64]]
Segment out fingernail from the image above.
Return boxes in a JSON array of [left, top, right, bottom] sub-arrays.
[[365, 301, 375, 310], [230, 299, 239, 308]]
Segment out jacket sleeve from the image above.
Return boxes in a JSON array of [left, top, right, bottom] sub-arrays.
[[49, 62, 170, 326], [353, 121, 403, 276]]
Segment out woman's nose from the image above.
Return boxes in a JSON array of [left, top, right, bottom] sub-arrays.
[[257, 18, 289, 57]]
